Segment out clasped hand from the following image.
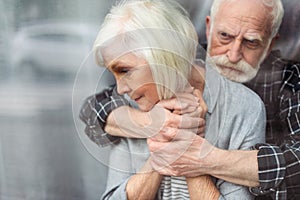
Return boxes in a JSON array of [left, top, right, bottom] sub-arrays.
[[147, 88, 215, 177]]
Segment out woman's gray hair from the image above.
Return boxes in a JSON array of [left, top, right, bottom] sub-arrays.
[[210, 0, 284, 38], [93, 0, 198, 100]]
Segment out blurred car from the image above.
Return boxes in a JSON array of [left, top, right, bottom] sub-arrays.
[[11, 22, 100, 80]]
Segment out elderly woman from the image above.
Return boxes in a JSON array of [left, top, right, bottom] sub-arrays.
[[91, 0, 266, 199]]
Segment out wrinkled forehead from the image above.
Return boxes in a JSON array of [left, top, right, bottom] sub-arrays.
[[215, 0, 273, 36]]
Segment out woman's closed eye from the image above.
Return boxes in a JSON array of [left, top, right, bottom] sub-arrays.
[[118, 68, 130, 74], [110, 65, 131, 75]]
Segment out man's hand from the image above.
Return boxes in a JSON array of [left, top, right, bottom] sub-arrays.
[[148, 129, 260, 187], [159, 88, 207, 118], [105, 89, 206, 139], [151, 88, 207, 139], [147, 128, 216, 177]]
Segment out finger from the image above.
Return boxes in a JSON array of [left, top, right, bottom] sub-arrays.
[[147, 138, 169, 152], [176, 94, 200, 107], [160, 128, 196, 141], [187, 124, 205, 136], [176, 92, 199, 103], [158, 98, 189, 111], [181, 106, 201, 116], [183, 86, 194, 94], [193, 89, 208, 118], [172, 110, 181, 115], [149, 130, 173, 142], [179, 105, 198, 115], [196, 125, 206, 136], [193, 89, 201, 99], [178, 115, 205, 129], [198, 132, 205, 137]]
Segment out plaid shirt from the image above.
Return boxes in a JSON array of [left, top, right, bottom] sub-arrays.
[[79, 86, 129, 146], [79, 50, 300, 200], [246, 50, 300, 199]]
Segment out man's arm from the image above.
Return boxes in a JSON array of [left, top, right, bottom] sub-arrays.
[[105, 102, 204, 139], [148, 97, 266, 188], [79, 86, 129, 146], [148, 132, 260, 187], [247, 61, 300, 198], [80, 85, 205, 144]]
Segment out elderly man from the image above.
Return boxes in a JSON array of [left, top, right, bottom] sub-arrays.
[[80, 0, 300, 199]]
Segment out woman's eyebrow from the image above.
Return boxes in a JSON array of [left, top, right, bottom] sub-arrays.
[[109, 61, 132, 71], [108, 61, 122, 71]]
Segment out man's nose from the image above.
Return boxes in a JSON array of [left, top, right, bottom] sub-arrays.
[[227, 40, 242, 63], [116, 78, 131, 95]]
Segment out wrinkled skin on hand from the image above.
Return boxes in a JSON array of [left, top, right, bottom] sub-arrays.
[[150, 88, 207, 141], [146, 88, 212, 176], [107, 88, 207, 139], [148, 129, 215, 177]]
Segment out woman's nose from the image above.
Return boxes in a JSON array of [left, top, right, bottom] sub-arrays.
[[116, 78, 131, 95]]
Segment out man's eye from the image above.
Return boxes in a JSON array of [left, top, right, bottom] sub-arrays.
[[244, 39, 260, 49], [218, 32, 232, 43], [219, 32, 231, 39]]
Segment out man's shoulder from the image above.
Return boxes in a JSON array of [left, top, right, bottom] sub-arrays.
[[279, 56, 300, 93], [267, 50, 300, 69]]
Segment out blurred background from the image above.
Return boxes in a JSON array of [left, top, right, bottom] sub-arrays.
[[0, 0, 299, 199]]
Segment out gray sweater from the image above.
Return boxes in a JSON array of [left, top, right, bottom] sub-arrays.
[[102, 65, 266, 200]]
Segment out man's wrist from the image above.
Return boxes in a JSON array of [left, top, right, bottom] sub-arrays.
[[202, 147, 228, 176], [250, 144, 286, 196], [204, 148, 259, 187]]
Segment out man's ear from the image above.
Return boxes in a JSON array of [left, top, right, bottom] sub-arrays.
[[205, 16, 211, 40], [267, 33, 280, 54]]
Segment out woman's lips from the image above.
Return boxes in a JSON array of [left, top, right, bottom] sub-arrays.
[[134, 96, 142, 102]]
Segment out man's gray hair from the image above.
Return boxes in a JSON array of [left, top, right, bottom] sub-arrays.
[[210, 0, 284, 38]]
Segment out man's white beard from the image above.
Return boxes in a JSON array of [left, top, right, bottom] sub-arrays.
[[207, 54, 259, 83], [206, 32, 269, 83]]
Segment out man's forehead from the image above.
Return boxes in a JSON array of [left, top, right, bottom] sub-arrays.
[[214, 1, 272, 37], [216, 24, 264, 41], [216, 0, 272, 22]]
